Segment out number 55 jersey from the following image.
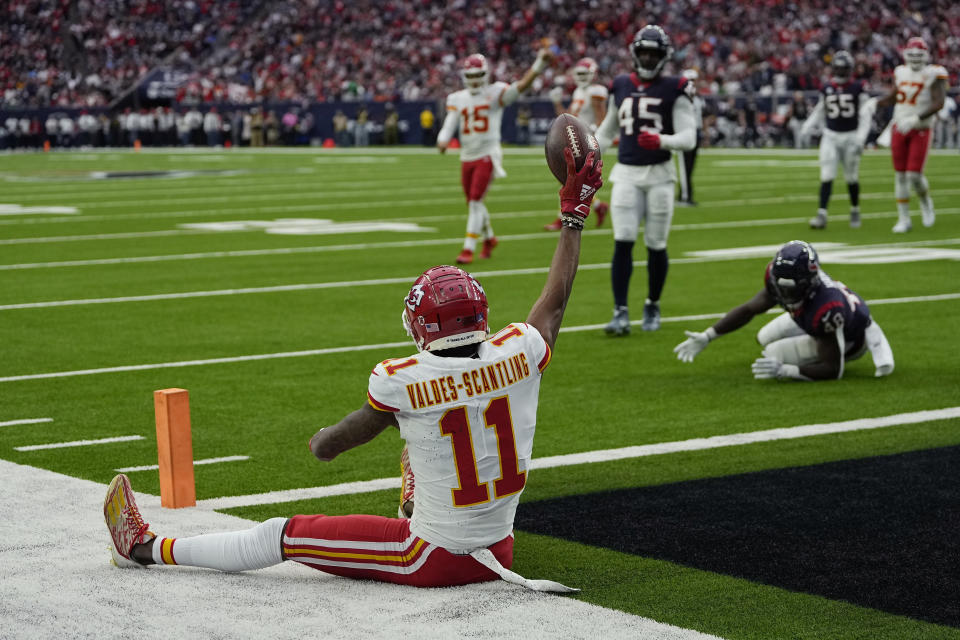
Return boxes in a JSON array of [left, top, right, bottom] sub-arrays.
[[367, 323, 551, 551]]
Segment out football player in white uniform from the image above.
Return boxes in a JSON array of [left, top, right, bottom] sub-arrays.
[[103, 148, 603, 592], [437, 50, 551, 265], [801, 51, 874, 230], [874, 37, 948, 232], [545, 57, 610, 230]]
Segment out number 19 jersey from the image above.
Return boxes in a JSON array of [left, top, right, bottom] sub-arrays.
[[367, 323, 551, 551]]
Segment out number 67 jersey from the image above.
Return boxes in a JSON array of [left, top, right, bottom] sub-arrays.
[[367, 323, 551, 551]]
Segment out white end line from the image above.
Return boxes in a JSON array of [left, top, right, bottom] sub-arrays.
[[194, 406, 960, 510], [14, 435, 144, 451]]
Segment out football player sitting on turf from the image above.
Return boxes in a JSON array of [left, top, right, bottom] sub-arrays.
[[103, 148, 603, 592], [673, 240, 894, 380]]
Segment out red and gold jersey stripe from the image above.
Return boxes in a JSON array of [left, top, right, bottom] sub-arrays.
[[283, 537, 427, 567], [367, 392, 399, 413], [538, 343, 552, 372]]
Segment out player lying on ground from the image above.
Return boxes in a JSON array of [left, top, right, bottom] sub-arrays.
[[104, 148, 603, 592], [672, 240, 895, 380]]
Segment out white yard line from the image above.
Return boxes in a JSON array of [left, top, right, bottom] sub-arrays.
[[197, 406, 960, 510], [0, 417, 53, 427], [116, 455, 250, 473], [13, 435, 144, 451], [3, 237, 959, 309], [4, 211, 960, 271], [2, 292, 957, 383]]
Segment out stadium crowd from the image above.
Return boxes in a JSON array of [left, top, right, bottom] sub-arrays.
[[2, 0, 958, 149]]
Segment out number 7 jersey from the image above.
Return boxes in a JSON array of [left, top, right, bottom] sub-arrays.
[[367, 323, 551, 551]]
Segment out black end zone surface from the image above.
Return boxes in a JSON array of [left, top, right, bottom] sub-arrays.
[[517, 446, 960, 627]]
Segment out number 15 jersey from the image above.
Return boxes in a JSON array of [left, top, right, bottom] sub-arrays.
[[367, 323, 551, 551], [443, 82, 514, 162]]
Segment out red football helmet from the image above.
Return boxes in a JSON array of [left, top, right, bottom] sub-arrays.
[[460, 54, 489, 94], [572, 57, 598, 87], [402, 265, 489, 352], [903, 37, 930, 71]]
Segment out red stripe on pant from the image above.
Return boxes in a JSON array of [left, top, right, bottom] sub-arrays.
[[282, 514, 513, 587]]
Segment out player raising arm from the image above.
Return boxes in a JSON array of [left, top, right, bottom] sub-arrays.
[[103, 149, 602, 593], [873, 37, 948, 232], [437, 49, 551, 264], [673, 241, 895, 381]]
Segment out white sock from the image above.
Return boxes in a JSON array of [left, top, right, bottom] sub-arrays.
[[894, 172, 910, 219], [153, 518, 286, 572], [464, 201, 485, 250]]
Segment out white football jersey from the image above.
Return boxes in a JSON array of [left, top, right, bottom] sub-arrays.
[[442, 82, 514, 162], [893, 64, 950, 129], [570, 83, 609, 129], [367, 322, 551, 551]]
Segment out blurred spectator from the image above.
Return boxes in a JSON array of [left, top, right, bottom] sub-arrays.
[[281, 109, 298, 145], [264, 110, 280, 145], [250, 107, 264, 146], [383, 104, 399, 145], [204, 107, 223, 146], [515, 105, 531, 146], [420, 106, 435, 146], [333, 109, 350, 147], [354, 107, 369, 147]]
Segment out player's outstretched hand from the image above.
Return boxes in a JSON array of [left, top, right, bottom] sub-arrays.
[[751, 356, 785, 380], [558, 148, 602, 227], [673, 330, 712, 363]]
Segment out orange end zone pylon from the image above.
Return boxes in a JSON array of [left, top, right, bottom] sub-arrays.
[[153, 388, 196, 508]]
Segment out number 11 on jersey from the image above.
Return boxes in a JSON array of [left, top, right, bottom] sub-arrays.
[[439, 395, 526, 507]]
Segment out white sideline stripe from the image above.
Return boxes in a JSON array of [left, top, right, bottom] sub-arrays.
[[3, 238, 960, 310], [0, 229, 212, 245], [14, 435, 144, 451], [2, 292, 956, 382], [0, 417, 52, 427], [197, 407, 960, 510], [115, 455, 250, 473]]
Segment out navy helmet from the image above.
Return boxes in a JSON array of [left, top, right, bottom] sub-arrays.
[[771, 240, 822, 310], [831, 50, 854, 81], [630, 25, 673, 80]]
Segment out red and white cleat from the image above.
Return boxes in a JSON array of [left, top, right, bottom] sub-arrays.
[[455, 248, 474, 264], [399, 446, 415, 518], [543, 218, 563, 231], [479, 236, 498, 259], [103, 474, 154, 568]]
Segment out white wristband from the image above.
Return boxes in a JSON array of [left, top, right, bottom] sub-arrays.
[[704, 327, 718, 341]]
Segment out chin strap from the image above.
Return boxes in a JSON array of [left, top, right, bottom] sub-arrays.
[[469, 548, 579, 593]]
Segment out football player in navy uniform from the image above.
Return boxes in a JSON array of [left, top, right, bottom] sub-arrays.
[[673, 241, 895, 380], [595, 25, 697, 335], [800, 51, 876, 230]]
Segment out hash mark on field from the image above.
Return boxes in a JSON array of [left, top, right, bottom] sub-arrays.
[[14, 435, 144, 451], [0, 417, 53, 427], [115, 455, 250, 473], [2, 292, 957, 382], [196, 407, 960, 509]]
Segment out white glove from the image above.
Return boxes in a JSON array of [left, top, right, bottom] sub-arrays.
[[673, 328, 716, 363], [751, 356, 785, 380], [549, 86, 564, 104], [896, 114, 919, 133], [531, 49, 551, 74]]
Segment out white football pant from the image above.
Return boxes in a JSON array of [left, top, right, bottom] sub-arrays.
[[819, 130, 861, 183], [609, 175, 675, 249]]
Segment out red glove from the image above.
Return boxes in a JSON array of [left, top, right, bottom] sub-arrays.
[[637, 130, 661, 150], [558, 148, 603, 228]]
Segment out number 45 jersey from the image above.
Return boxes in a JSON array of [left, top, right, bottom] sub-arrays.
[[367, 323, 551, 551], [610, 72, 692, 166]]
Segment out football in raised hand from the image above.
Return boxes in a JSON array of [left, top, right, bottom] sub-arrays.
[[544, 113, 600, 184]]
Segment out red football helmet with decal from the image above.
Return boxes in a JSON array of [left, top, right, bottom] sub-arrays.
[[402, 265, 489, 352], [572, 57, 598, 87], [902, 37, 930, 71], [460, 54, 490, 94]]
